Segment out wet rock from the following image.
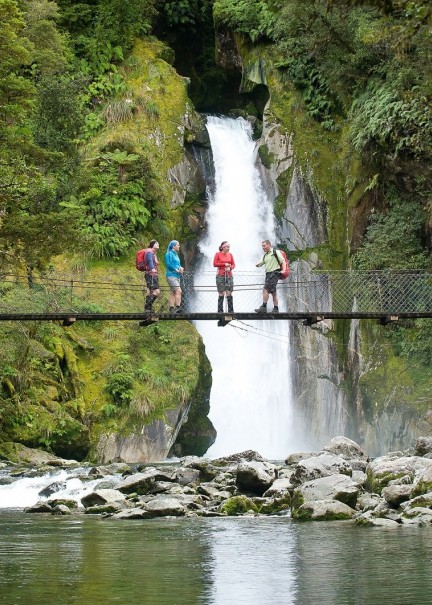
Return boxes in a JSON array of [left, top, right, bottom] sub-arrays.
[[365, 455, 432, 494], [174, 467, 200, 485], [323, 436, 368, 460], [219, 496, 259, 516], [84, 503, 124, 515], [111, 508, 153, 520], [236, 460, 276, 496], [38, 481, 67, 498], [411, 466, 432, 498], [142, 496, 186, 517], [381, 485, 414, 508], [351, 470, 367, 486], [116, 472, 158, 495], [81, 489, 126, 508], [293, 499, 356, 521], [196, 483, 231, 501], [355, 514, 400, 529], [414, 437, 432, 457], [213, 451, 265, 466], [400, 491, 432, 511], [285, 452, 316, 465], [52, 504, 72, 515], [290, 453, 352, 485], [292, 474, 359, 512], [263, 478, 294, 497], [25, 501, 53, 513], [182, 458, 218, 482], [356, 494, 383, 512], [48, 498, 78, 509]]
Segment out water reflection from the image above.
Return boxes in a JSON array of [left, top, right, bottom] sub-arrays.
[[1, 514, 432, 605], [202, 518, 298, 604]]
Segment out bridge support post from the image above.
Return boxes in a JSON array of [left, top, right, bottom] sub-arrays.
[[302, 315, 324, 327], [62, 317, 76, 327], [139, 316, 159, 327], [379, 315, 399, 325], [217, 315, 234, 327]]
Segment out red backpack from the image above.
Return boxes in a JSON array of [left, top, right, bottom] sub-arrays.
[[273, 249, 290, 280], [136, 248, 148, 271]]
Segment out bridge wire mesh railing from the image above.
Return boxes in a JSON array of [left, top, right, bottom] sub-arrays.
[[0, 270, 431, 316]]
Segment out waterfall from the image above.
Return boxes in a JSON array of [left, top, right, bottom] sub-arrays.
[[194, 116, 305, 459]]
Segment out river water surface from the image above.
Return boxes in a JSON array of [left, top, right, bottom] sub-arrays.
[[1, 511, 431, 605]]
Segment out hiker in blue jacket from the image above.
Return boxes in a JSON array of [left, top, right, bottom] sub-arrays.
[[165, 240, 184, 313]]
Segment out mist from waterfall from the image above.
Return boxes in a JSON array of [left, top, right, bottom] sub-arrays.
[[194, 116, 304, 459]]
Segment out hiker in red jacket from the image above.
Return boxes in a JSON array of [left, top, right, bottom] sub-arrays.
[[213, 241, 235, 313]]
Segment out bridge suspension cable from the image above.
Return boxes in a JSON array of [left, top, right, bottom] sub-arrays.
[[0, 270, 431, 323]]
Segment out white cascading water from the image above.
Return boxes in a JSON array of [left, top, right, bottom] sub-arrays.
[[195, 116, 302, 459]]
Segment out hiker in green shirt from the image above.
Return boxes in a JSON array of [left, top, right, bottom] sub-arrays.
[[255, 240, 286, 314]]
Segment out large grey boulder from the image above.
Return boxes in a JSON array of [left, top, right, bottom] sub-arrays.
[[357, 493, 383, 512], [355, 513, 401, 529], [323, 436, 368, 460], [381, 485, 413, 508], [293, 499, 356, 521], [116, 470, 160, 495], [196, 483, 231, 501], [235, 460, 276, 496], [292, 474, 359, 512], [402, 507, 432, 526], [81, 489, 126, 508], [174, 467, 200, 485], [411, 466, 432, 498], [414, 437, 432, 457], [400, 491, 432, 511], [263, 478, 294, 497], [142, 496, 186, 517], [285, 452, 317, 465], [366, 455, 432, 494], [290, 453, 352, 485]]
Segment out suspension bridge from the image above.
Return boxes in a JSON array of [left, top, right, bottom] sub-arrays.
[[0, 270, 431, 327]]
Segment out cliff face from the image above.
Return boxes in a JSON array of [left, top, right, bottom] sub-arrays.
[[227, 34, 432, 454], [0, 39, 215, 464]]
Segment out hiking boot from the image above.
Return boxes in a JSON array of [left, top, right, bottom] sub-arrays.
[[255, 305, 267, 313], [272, 307, 279, 313], [169, 307, 175, 314], [175, 307, 183, 314]]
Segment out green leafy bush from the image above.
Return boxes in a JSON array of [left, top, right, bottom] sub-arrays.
[[350, 73, 432, 161], [353, 194, 428, 271], [213, 0, 276, 42], [77, 148, 153, 258]]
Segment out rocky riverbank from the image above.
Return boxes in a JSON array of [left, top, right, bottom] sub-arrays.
[[2, 436, 432, 527]]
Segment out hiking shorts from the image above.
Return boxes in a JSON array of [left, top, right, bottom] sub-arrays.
[[216, 275, 234, 293], [145, 273, 159, 292], [264, 270, 280, 294], [167, 276, 181, 292]]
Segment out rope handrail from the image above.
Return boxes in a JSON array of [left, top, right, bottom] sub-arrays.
[[1, 270, 432, 317]]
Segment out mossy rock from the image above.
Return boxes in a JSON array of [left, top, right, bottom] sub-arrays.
[[292, 500, 355, 521], [290, 489, 305, 513], [220, 495, 259, 516], [258, 144, 275, 169], [259, 493, 291, 515], [411, 481, 432, 499], [364, 469, 410, 495]]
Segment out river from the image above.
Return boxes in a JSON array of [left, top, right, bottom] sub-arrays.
[[1, 511, 431, 605]]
